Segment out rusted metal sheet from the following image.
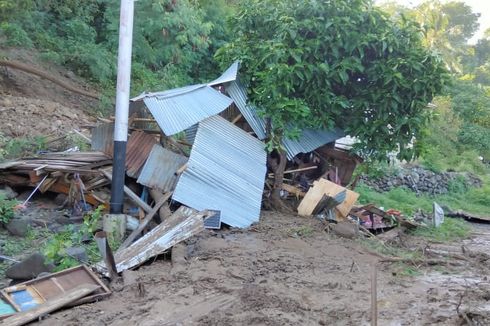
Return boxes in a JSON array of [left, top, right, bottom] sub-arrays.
[[0, 265, 111, 314], [96, 207, 205, 274], [137, 144, 188, 192], [125, 131, 158, 178], [91, 122, 114, 156]]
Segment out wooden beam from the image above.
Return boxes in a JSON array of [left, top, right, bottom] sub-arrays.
[[101, 170, 152, 213], [267, 165, 318, 178], [0, 284, 100, 326], [118, 192, 172, 251], [231, 113, 243, 124]]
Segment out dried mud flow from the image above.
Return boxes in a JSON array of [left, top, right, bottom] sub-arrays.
[[34, 212, 490, 326]]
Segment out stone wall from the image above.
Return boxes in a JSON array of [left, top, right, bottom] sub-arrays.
[[361, 166, 482, 195]]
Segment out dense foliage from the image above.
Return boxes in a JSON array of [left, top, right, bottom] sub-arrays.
[[0, 0, 233, 98], [217, 0, 449, 160]]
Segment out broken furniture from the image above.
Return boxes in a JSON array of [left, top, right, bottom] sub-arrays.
[[298, 178, 359, 220], [0, 265, 110, 320]]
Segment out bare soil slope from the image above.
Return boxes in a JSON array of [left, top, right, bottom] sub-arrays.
[[0, 48, 98, 138]]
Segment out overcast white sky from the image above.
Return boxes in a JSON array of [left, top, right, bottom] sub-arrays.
[[376, 0, 490, 43]]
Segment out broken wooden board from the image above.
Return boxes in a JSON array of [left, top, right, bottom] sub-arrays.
[[0, 284, 99, 326], [297, 178, 359, 218], [97, 207, 206, 274], [0, 265, 110, 313], [118, 192, 172, 250]]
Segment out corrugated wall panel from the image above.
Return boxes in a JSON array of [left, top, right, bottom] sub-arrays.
[[173, 116, 267, 228], [137, 145, 188, 192]]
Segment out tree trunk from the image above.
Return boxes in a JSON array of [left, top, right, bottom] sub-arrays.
[[268, 150, 290, 212]]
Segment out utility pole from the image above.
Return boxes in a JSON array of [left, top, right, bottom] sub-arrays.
[[110, 0, 135, 214]]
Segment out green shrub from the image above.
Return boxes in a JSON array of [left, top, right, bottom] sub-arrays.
[[0, 195, 17, 224], [0, 22, 32, 47]]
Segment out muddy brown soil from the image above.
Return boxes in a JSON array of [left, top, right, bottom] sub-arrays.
[[32, 212, 490, 326]]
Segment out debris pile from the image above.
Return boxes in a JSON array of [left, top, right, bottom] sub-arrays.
[[0, 61, 464, 323]]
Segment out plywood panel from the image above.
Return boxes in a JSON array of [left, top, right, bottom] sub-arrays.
[[297, 178, 359, 218]]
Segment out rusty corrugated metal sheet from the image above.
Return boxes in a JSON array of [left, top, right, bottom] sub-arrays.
[[125, 131, 158, 178], [91, 122, 114, 156], [137, 144, 188, 192]]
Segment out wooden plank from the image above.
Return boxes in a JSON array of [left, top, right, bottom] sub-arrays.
[[118, 192, 172, 250], [0, 284, 99, 326], [297, 178, 359, 218], [281, 184, 306, 197], [104, 208, 206, 273], [47, 182, 103, 207], [101, 170, 152, 213]]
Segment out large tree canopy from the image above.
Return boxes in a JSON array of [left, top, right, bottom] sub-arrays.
[[217, 0, 449, 160]]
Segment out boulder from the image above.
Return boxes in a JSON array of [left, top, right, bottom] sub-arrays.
[[0, 186, 17, 200], [65, 246, 88, 263], [6, 219, 29, 237], [329, 222, 359, 239], [6, 253, 54, 280]]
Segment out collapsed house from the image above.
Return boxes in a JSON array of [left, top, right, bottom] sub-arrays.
[[0, 61, 363, 230], [113, 61, 359, 227]]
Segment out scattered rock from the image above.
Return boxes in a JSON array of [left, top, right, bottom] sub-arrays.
[[65, 246, 88, 263], [329, 222, 359, 239], [5, 219, 29, 237], [6, 253, 54, 280], [0, 186, 17, 200], [54, 193, 68, 206]]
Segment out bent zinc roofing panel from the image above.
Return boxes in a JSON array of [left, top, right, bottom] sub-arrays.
[[134, 84, 233, 136], [172, 115, 267, 228]]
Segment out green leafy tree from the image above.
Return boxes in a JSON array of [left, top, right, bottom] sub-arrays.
[[217, 0, 448, 205]]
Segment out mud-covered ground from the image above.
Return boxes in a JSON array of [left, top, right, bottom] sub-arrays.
[[29, 211, 490, 326]]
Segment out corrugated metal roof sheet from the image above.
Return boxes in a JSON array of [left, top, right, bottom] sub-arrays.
[[225, 80, 267, 140], [140, 85, 233, 136], [208, 61, 239, 86], [224, 81, 344, 158], [283, 128, 346, 160], [184, 124, 198, 145], [173, 116, 267, 228], [91, 122, 114, 156], [137, 144, 188, 192], [125, 131, 158, 178]]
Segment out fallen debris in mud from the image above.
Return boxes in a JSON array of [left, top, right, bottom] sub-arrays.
[[0, 265, 110, 322], [0, 284, 100, 326], [298, 178, 359, 219], [96, 207, 209, 274]]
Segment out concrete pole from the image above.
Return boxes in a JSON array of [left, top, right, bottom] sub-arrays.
[[110, 0, 135, 214]]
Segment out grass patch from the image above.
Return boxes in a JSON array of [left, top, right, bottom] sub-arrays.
[[288, 226, 315, 238], [410, 217, 471, 242], [356, 180, 490, 217], [393, 263, 423, 277], [359, 238, 423, 260]]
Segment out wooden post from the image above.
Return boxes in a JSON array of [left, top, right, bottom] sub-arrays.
[[371, 264, 378, 326], [118, 192, 172, 251]]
